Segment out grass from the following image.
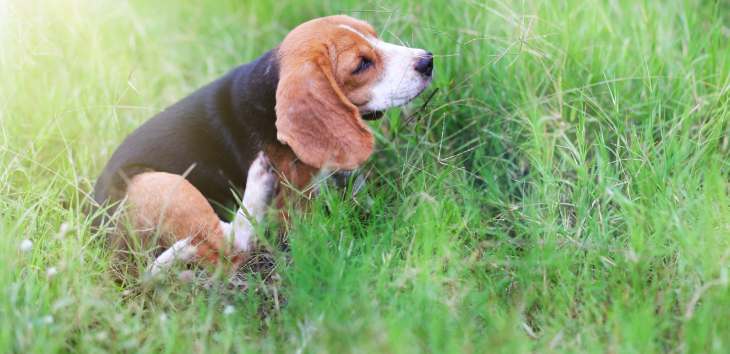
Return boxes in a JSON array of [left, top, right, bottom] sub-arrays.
[[1, 0, 729, 352]]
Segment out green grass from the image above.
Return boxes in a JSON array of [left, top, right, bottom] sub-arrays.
[[2, 0, 729, 352]]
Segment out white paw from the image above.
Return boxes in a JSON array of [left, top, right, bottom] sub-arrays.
[[226, 152, 277, 253], [147, 237, 197, 277], [243, 152, 277, 216]]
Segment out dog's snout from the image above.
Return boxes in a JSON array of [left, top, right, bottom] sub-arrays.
[[414, 51, 433, 77]]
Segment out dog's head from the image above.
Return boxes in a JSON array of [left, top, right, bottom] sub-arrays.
[[275, 15, 433, 170]]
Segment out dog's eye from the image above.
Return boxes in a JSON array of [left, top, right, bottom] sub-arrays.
[[352, 57, 373, 74]]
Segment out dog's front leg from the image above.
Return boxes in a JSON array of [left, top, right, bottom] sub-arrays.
[[221, 152, 277, 253]]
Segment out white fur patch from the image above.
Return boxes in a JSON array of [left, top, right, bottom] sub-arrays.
[[148, 237, 197, 275], [364, 40, 431, 112], [225, 152, 276, 252], [338, 24, 375, 45], [339, 23, 432, 113]]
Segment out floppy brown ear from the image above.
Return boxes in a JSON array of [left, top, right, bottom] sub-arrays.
[[275, 47, 374, 170]]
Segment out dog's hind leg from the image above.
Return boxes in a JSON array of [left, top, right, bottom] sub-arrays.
[[124, 171, 227, 276], [148, 237, 197, 275], [124, 152, 276, 277]]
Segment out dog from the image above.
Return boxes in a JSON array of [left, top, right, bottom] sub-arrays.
[[93, 15, 434, 275]]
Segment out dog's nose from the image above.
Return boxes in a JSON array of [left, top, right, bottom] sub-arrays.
[[415, 52, 433, 77]]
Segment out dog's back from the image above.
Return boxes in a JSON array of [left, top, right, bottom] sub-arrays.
[[93, 50, 280, 216]]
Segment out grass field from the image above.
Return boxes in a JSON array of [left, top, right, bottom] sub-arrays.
[[2, 0, 729, 352]]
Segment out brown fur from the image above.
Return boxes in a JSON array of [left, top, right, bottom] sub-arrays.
[[265, 143, 320, 227], [275, 16, 382, 170], [116, 16, 386, 272], [124, 172, 239, 265]]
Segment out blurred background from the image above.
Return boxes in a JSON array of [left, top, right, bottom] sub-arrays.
[[1, 0, 729, 352]]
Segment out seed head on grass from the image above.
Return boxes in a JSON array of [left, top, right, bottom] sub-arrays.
[[19, 239, 32, 253], [46, 267, 58, 279], [223, 305, 235, 316]]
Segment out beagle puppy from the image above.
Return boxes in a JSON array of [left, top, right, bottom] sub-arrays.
[[93, 15, 433, 275]]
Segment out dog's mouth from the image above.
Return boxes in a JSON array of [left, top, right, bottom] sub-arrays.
[[361, 111, 384, 121], [359, 82, 433, 121]]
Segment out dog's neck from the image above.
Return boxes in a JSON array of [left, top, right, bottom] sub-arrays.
[[227, 49, 322, 192], [228, 49, 281, 146]]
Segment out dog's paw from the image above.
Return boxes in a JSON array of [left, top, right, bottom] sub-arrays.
[[243, 152, 277, 214]]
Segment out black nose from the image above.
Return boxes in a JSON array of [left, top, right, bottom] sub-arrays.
[[415, 52, 433, 76]]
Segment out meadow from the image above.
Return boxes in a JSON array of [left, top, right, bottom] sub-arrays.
[[1, 0, 729, 352]]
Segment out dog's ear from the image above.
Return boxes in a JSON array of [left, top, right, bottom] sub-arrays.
[[275, 46, 374, 170]]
